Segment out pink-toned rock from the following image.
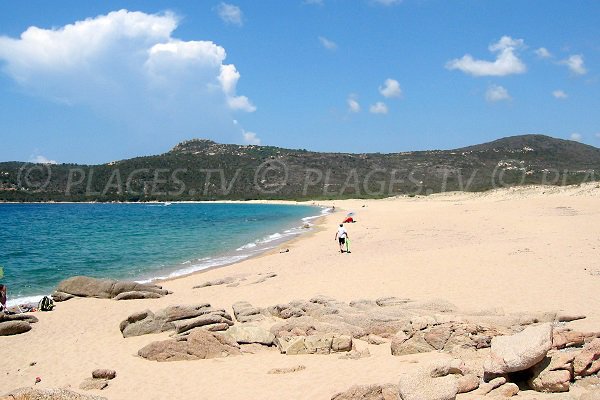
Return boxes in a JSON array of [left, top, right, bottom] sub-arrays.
[[138, 329, 240, 362], [487, 382, 519, 397], [331, 384, 399, 400], [484, 323, 553, 374], [574, 338, 600, 377], [456, 374, 480, 394], [474, 377, 506, 395]]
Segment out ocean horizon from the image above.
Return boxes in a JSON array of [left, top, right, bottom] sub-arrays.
[[0, 202, 326, 306]]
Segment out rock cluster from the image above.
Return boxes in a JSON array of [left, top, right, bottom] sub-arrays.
[[0, 313, 38, 336], [53, 276, 171, 301], [267, 296, 600, 398], [137, 329, 241, 362], [119, 303, 233, 338]]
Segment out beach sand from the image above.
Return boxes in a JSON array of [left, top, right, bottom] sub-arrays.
[[2, 183, 600, 399]]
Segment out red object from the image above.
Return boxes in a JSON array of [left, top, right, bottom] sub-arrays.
[[342, 217, 354, 223], [35, 377, 41, 384]]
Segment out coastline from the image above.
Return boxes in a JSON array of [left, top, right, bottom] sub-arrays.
[[3, 202, 332, 307], [2, 184, 600, 399]]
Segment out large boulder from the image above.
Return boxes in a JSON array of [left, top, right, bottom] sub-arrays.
[[119, 304, 232, 338], [331, 384, 399, 400], [137, 329, 241, 362], [484, 323, 553, 375], [55, 276, 170, 300], [225, 324, 275, 345], [1, 387, 106, 400], [119, 310, 173, 338], [0, 321, 32, 336]]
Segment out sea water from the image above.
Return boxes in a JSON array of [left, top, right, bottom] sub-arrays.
[[0, 203, 325, 306]]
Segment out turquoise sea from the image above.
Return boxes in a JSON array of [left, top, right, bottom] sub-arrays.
[[0, 203, 324, 306]]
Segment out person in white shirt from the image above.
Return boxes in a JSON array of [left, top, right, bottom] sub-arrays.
[[334, 223, 349, 253]]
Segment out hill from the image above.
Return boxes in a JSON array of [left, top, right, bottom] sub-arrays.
[[1, 134, 599, 202]]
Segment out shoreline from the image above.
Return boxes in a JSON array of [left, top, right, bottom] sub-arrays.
[[4, 203, 333, 308]]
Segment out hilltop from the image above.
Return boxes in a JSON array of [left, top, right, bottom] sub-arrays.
[[0, 134, 599, 202]]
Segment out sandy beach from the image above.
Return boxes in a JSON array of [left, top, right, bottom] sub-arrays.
[[2, 183, 600, 399]]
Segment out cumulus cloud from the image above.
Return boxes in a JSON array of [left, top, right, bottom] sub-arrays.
[[446, 36, 527, 77], [0, 10, 255, 145], [570, 133, 582, 142], [535, 47, 552, 58], [242, 130, 260, 145], [347, 94, 360, 113], [379, 78, 402, 98], [216, 3, 243, 26], [369, 102, 388, 114], [485, 84, 511, 102], [552, 90, 568, 99], [561, 54, 587, 75], [318, 36, 337, 50]]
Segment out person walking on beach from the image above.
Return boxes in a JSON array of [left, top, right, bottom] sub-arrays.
[[335, 223, 349, 253]]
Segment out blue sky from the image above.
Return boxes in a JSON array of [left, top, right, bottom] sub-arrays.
[[0, 1, 599, 164]]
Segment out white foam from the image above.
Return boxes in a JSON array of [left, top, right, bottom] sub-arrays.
[[6, 295, 45, 308], [137, 205, 329, 284], [236, 242, 257, 251]]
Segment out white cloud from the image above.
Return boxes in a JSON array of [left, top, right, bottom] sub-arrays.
[[30, 154, 57, 164], [535, 47, 552, 58], [318, 36, 337, 50], [303, 0, 324, 5], [369, 102, 388, 114], [371, 0, 402, 5], [570, 133, 582, 142], [347, 94, 360, 113], [218, 64, 256, 111], [446, 36, 527, 77], [216, 3, 243, 26], [242, 130, 260, 145], [561, 54, 587, 75], [0, 10, 255, 145], [379, 78, 402, 98], [595, 132, 600, 139], [552, 90, 568, 99], [485, 84, 511, 102]]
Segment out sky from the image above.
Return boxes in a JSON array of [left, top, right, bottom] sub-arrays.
[[0, 1, 599, 164]]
